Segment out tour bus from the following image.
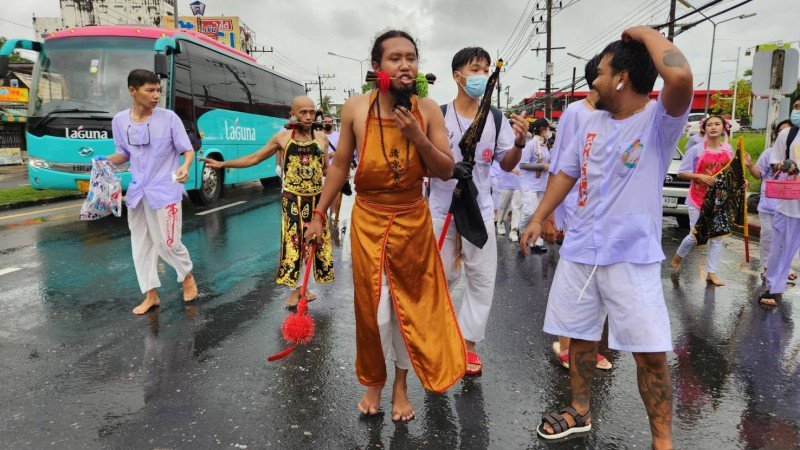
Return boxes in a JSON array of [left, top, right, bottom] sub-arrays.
[[0, 25, 304, 204]]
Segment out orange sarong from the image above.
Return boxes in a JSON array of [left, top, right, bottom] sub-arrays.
[[350, 91, 466, 394]]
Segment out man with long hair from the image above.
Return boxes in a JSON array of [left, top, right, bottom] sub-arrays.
[[305, 30, 465, 422]]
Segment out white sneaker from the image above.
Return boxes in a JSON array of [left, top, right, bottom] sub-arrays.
[[509, 229, 519, 242], [497, 223, 507, 235]]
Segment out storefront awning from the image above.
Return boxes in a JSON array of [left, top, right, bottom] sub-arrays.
[[0, 108, 27, 123]]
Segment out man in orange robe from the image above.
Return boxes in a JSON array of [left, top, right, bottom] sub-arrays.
[[305, 30, 465, 422]]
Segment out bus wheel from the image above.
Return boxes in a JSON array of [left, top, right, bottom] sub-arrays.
[[189, 158, 223, 205]]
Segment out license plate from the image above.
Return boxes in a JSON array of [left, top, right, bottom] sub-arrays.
[[662, 196, 678, 208], [76, 180, 89, 192]]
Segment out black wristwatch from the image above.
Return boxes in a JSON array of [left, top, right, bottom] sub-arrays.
[[514, 140, 526, 148]]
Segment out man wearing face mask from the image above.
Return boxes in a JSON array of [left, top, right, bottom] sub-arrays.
[[520, 28, 692, 447], [761, 98, 800, 306], [322, 115, 345, 224], [430, 47, 526, 377], [519, 118, 552, 254]]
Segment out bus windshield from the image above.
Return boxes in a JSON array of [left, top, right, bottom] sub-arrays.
[[30, 37, 158, 118]]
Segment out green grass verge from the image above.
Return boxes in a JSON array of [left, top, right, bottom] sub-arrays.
[[678, 131, 767, 192], [0, 186, 82, 207]]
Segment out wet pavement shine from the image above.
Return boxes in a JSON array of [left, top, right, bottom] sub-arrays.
[[1, 182, 799, 449]]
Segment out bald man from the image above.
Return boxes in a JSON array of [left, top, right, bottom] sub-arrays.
[[200, 96, 334, 306]]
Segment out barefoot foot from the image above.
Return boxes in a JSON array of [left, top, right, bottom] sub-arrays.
[[285, 288, 301, 308], [182, 274, 198, 302], [358, 385, 383, 416], [133, 296, 159, 315], [391, 381, 415, 422], [706, 273, 725, 286]]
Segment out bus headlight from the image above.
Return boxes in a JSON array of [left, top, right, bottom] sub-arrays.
[[28, 157, 52, 170]]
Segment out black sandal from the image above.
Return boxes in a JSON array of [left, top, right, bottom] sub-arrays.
[[759, 291, 779, 307], [536, 406, 592, 440]]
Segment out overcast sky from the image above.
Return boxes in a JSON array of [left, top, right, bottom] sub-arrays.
[[2, 0, 797, 107]]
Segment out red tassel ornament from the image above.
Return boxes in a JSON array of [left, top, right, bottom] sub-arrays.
[[267, 244, 318, 362], [376, 71, 391, 94]]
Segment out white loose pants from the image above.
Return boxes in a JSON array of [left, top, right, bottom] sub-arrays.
[[377, 268, 411, 370], [759, 212, 774, 268], [128, 197, 193, 294], [521, 190, 545, 246], [676, 204, 724, 274], [765, 213, 800, 295], [496, 189, 522, 230], [433, 218, 497, 344]]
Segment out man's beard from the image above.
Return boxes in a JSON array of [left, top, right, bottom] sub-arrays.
[[594, 94, 609, 112], [390, 83, 415, 110]]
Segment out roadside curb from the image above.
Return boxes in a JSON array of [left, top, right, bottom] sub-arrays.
[[0, 194, 85, 212]]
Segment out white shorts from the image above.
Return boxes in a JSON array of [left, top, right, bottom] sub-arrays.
[[543, 260, 673, 353]]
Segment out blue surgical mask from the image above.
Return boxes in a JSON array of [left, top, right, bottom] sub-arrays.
[[459, 73, 488, 99], [791, 109, 800, 127]]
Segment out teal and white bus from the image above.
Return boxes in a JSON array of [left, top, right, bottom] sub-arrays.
[[0, 25, 303, 204]]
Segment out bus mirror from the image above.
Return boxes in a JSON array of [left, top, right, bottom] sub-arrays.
[[0, 56, 9, 78], [154, 53, 170, 78]]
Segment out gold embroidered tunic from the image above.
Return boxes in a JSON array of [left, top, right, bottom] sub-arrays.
[[275, 133, 334, 286]]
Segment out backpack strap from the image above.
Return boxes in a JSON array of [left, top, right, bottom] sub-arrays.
[[787, 126, 799, 160], [441, 103, 504, 150], [490, 107, 502, 147]]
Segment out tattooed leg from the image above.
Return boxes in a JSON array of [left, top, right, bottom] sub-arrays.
[[633, 352, 673, 450], [542, 338, 596, 434]]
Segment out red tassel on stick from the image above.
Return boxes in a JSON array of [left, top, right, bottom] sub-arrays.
[[267, 244, 318, 362]]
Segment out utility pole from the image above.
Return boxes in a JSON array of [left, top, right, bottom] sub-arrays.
[[667, 0, 677, 41], [316, 69, 335, 111], [532, 0, 565, 121], [504, 86, 511, 110], [569, 66, 576, 106], [248, 46, 274, 57], [173, 0, 178, 22], [496, 50, 502, 108]]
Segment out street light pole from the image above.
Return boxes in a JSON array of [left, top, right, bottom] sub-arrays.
[[704, 21, 717, 115], [678, 1, 755, 115], [327, 51, 367, 90], [722, 47, 741, 122]]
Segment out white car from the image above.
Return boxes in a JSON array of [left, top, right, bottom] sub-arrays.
[[684, 112, 741, 136], [663, 147, 690, 229]]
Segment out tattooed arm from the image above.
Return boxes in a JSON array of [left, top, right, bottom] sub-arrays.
[[622, 26, 693, 117]]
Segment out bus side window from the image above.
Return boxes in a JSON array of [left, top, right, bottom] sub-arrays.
[[187, 43, 231, 115]]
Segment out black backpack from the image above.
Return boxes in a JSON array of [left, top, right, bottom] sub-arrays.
[[440, 103, 504, 151]]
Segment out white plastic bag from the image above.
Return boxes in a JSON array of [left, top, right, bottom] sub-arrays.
[[79, 159, 122, 220]]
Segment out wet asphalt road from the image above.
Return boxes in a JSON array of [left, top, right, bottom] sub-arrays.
[[1, 182, 799, 449]]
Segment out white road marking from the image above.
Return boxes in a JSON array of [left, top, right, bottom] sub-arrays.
[[0, 202, 83, 220], [0, 267, 21, 276], [195, 201, 247, 216]]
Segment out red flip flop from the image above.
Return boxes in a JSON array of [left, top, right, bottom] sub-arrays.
[[466, 351, 483, 376]]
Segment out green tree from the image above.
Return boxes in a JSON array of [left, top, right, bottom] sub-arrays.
[[361, 82, 373, 94], [711, 78, 752, 124], [0, 38, 34, 63], [320, 95, 333, 114]]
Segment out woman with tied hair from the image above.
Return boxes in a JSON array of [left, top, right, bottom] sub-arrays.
[[671, 115, 734, 286]]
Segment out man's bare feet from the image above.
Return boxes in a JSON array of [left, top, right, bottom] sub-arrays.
[[357, 385, 383, 415], [391, 378, 414, 421], [182, 273, 198, 302], [286, 289, 317, 307], [671, 254, 682, 272], [285, 288, 301, 307], [706, 273, 725, 286], [133, 295, 159, 315]]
